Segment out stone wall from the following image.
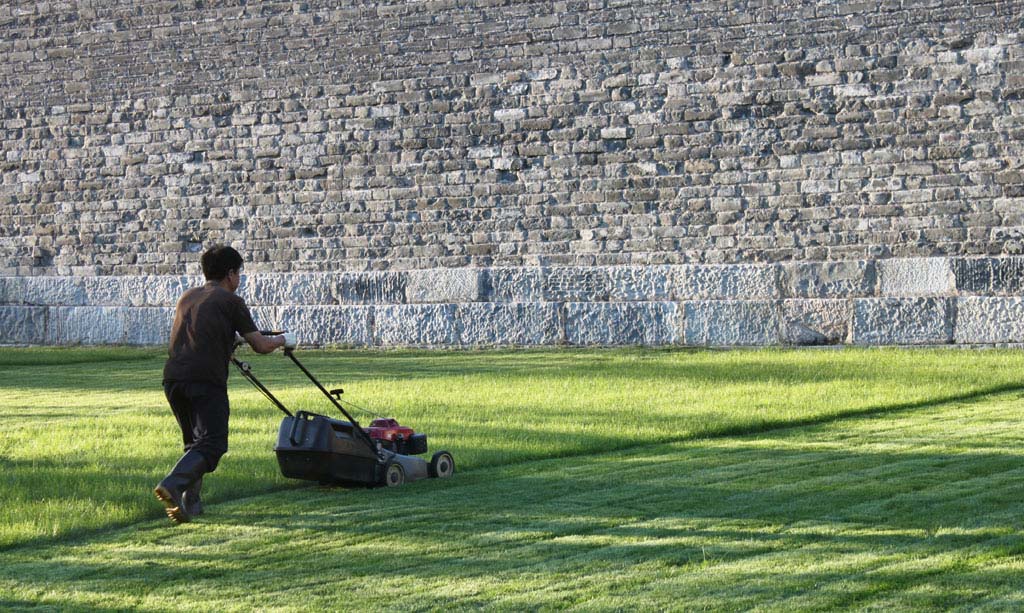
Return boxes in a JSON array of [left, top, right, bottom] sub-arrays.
[[1, 1, 1023, 347]]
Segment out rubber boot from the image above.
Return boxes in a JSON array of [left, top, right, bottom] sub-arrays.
[[182, 476, 203, 517], [154, 450, 208, 524]]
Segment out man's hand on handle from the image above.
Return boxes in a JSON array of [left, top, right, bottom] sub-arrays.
[[242, 330, 296, 354]]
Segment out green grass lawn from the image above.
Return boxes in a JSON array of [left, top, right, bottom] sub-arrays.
[[1, 346, 1023, 610]]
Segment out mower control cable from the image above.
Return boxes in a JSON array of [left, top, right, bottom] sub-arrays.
[[283, 349, 379, 454]]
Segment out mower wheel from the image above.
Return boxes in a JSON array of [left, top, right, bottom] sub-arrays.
[[429, 451, 455, 479], [384, 462, 405, 487]]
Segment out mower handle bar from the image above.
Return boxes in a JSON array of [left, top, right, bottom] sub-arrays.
[[231, 357, 293, 418]]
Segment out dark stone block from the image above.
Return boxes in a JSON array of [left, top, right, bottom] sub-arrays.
[[992, 257, 1024, 294], [952, 258, 993, 293], [335, 272, 406, 304]]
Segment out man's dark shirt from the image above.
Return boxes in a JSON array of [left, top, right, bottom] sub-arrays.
[[163, 282, 258, 388]]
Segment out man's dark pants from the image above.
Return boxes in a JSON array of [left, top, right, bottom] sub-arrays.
[[163, 381, 230, 471]]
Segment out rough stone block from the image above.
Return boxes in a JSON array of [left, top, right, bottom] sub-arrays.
[[482, 267, 544, 302], [458, 303, 561, 346], [675, 265, 781, 300], [607, 265, 674, 301], [375, 304, 459, 347], [565, 302, 680, 346], [783, 260, 875, 298], [83, 276, 147, 306], [955, 297, 1024, 344], [334, 271, 406, 304], [21, 277, 86, 306], [851, 298, 953, 345], [406, 269, 482, 304], [45, 306, 127, 345], [0, 277, 26, 305], [684, 301, 782, 346], [247, 306, 281, 333], [243, 273, 334, 306], [543, 267, 609, 302], [155, 276, 202, 306], [275, 305, 374, 347], [780, 299, 851, 345], [123, 307, 174, 345], [878, 258, 953, 296], [0, 306, 47, 344]]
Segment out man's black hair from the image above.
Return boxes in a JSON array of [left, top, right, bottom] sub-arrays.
[[200, 245, 244, 281]]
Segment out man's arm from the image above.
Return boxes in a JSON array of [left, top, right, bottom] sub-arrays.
[[244, 331, 287, 354]]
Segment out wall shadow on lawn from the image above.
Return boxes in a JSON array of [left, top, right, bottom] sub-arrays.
[[2, 380, 1023, 555], [4, 440, 1021, 609]]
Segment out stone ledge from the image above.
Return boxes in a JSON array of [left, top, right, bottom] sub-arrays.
[[4, 258, 1022, 312]]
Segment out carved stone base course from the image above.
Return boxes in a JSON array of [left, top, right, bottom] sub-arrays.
[[1, 258, 1022, 347]]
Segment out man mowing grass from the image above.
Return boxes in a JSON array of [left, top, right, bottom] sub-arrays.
[[155, 245, 295, 524]]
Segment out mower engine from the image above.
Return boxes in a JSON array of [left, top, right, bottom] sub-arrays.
[[365, 418, 428, 456]]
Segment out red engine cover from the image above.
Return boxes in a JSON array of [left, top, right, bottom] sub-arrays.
[[365, 418, 416, 442]]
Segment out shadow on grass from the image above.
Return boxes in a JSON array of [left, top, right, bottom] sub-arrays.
[[2, 380, 1024, 555], [4, 437, 1023, 610]]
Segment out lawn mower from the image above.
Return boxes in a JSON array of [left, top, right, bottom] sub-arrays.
[[231, 340, 454, 488]]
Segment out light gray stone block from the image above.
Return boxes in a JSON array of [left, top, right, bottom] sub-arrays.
[[45, 306, 127, 345], [375, 304, 459, 347], [123, 307, 174, 345], [334, 271, 406, 304], [406, 269, 482, 304], [243, 273, 334, 306], [607, 265, 674, 301], [146, 276, 197, 306], [458, 303, 561, 346], [0, 306, 47, 344], [275, 305, 374, 347], [782, 261, 875, 298], [21, 277, 86, 306], [878, 258, 954, 297], [852, 298, 953, 345], [781, 299, 851, 345], [684, 301, 782, 346], [543, 267, 609, 302], [675, 265, 781, 300], [565, 302, 680, 346], [955, 297, 1024, 344], [249, 306, 282, 333], [483, 267, 544, 302], [83, 276, 149, 306]]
